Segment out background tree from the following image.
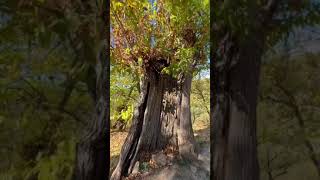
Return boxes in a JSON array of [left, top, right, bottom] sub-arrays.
[[211, 1, 320, 180], [191, 75, 210, 122], [110, 0, 209, 179], [0, 0, 108, 179], [110, 67, 139, 131], [258, 45, 320, 179]]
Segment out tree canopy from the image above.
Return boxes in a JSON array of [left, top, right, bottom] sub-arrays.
[[111, 0, 209, 77]]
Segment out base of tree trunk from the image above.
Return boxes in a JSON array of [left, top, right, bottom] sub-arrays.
[[111, 69, 197, 180], [73, 135, 108, 180]]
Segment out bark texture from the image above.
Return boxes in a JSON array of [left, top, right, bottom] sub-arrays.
[[73, 56, 109, 179], [212, 32, 264, 180], [111, 66, 196, 180], [72, 0, 110, 177], [178, 73, 198, 157], [211, 1, 281, 179]]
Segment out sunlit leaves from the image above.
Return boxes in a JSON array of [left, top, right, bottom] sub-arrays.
[[111, 0, 209, 76], [191, 77, 210, 122], [110, 64, 139, 126], [120, 105, 133, 122]]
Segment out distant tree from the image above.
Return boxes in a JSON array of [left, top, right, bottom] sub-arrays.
[[110, 69, 139, 131], [0, 0, 108, 179], [191, 76, 210, 117], [212, 1, 320, 180], [260, 52, 320, 178]]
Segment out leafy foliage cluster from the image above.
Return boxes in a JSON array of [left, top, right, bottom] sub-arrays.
[[110, 69, 138, 127], [110, 0, 210, 130], [111, 0, 209, 77], [191, 76, 210, 122]]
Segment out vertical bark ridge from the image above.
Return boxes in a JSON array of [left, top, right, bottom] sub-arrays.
[[111, 80, 150, 180], [213, 33, 264, 180], [111, 70, 183, 180], [212, 33, 235, 180], [73, 38, 109, 180], [178, 73, 198, 157], [225, 40, 262, 180], [160, 75, 179, 149]]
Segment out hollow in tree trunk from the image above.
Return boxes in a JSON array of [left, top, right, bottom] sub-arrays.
[[111, 65, 197, 180]]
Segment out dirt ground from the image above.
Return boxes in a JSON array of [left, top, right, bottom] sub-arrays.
[[110, 120, 210, 180]]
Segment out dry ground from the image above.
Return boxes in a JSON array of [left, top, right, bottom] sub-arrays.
[[110, 119, 210, 179]]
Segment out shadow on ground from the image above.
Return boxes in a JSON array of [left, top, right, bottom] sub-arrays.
[[139, 127, 210, 180], [109, 124, 210, 180]]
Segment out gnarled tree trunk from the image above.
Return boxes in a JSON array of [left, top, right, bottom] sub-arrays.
[[111, 65, 197, 180]]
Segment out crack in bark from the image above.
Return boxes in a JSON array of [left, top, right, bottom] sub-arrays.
[[112, 69, 197, 179]]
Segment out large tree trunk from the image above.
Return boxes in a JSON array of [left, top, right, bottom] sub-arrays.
[[210, 1, 281, 179], [72, 1, 110, 177], [73, 0, 110, 180], [111, 67, 197, 180], [212, 33, 264, 180], [72, 55, 109, 179], [178, 73, 198, 157]]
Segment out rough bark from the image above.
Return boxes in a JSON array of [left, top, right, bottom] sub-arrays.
[[212, 32, 264, 180], [178, 73, 198, 157], [73, 53, 109, 180], [72, 48, 109, 180], [211, 1, 282, 179], [72, 0, 110, 177], [111, 67, 197, 180]]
